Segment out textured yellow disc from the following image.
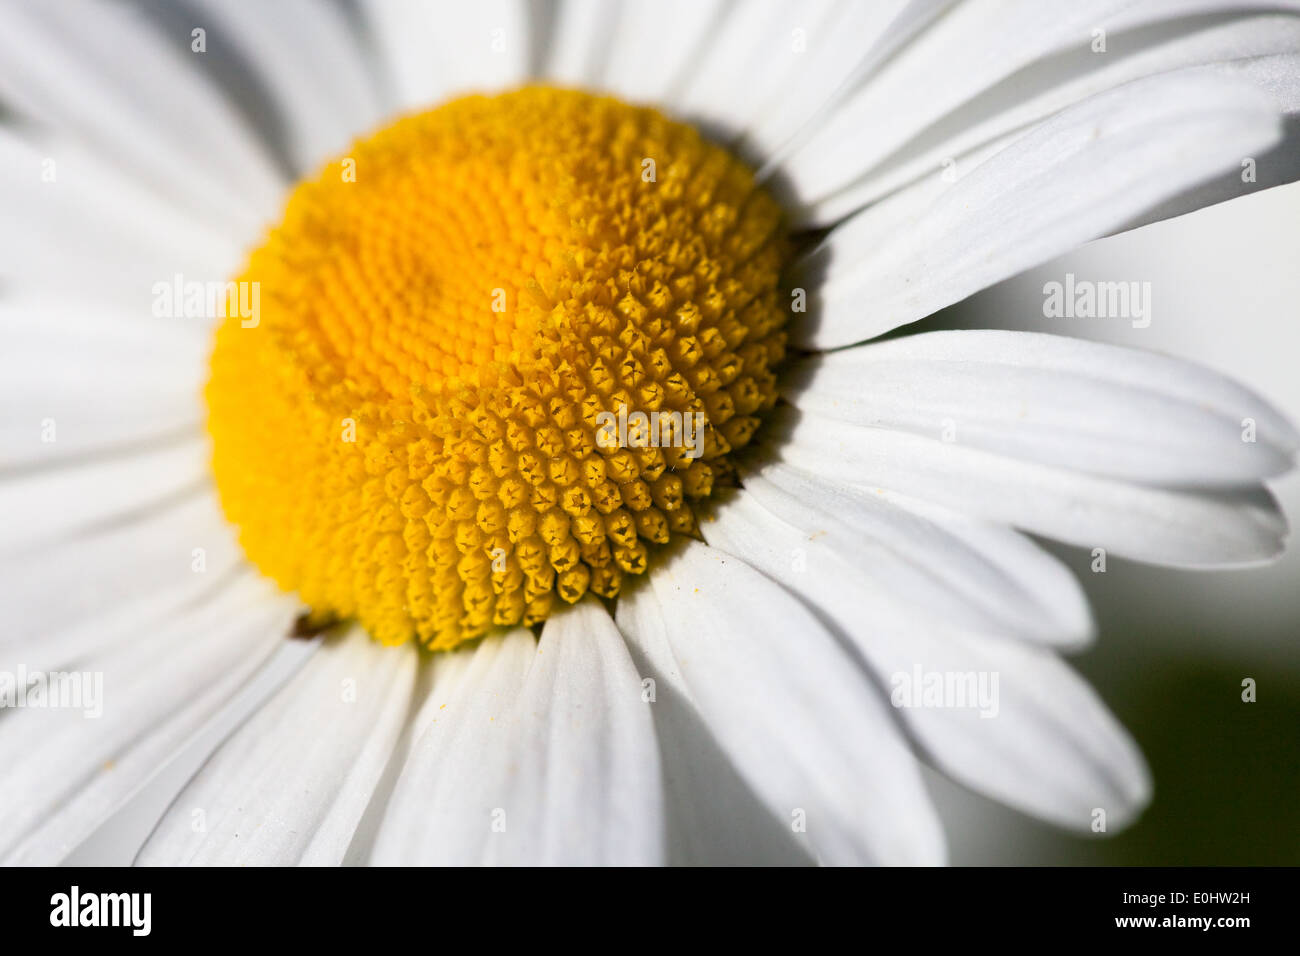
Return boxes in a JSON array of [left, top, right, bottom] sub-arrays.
[[206, 86, 789, 650]]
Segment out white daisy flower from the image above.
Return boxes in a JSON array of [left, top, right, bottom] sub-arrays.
[[1, 0, 1297, 867]]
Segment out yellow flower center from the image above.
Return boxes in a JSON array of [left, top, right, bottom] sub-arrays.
[[206, 86, 788, 650]]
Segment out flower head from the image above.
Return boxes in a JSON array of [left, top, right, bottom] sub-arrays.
[[1, 0, 1297, 867]]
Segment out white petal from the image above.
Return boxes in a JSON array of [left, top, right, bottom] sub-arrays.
[[188, 0, 385, 173], [737, 462, 1094, 647], [741, 0, 925, 159], [700, 490, 1152, 831], [669, 0, 840, 139], [359, 0, 455, 111], [0, 295, 206, 470], [787, 330, 1299, 485], [598, 0, 728, 106], [1109, 0, 1300, 31], [363, 0, 535, 108], [0, 127, 245, 309], [780, 0, 1135, 204], [336, 644, 476, 864], [795, 69, 1281, 347], [0, 0, 284, 236], [371, 604, 664, 865], [614, 592, 816, 865], [136, 625, 418, 866], [811, 14, 1300, 215], [0, 440, 208, 558], [770, 406, 1289, 567], [0, 493, 242, 674], [435, 0, 542, 93], [610, 547, 815, 865], [369, 631, 537, 862], [542, 0, 622, 89], [0, 573, 298, 865], [616, 540, 946, 865], [1126, 54, 1300, 230]]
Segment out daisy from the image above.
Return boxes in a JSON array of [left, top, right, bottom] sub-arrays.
[[1, 0, 1297, 867]]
